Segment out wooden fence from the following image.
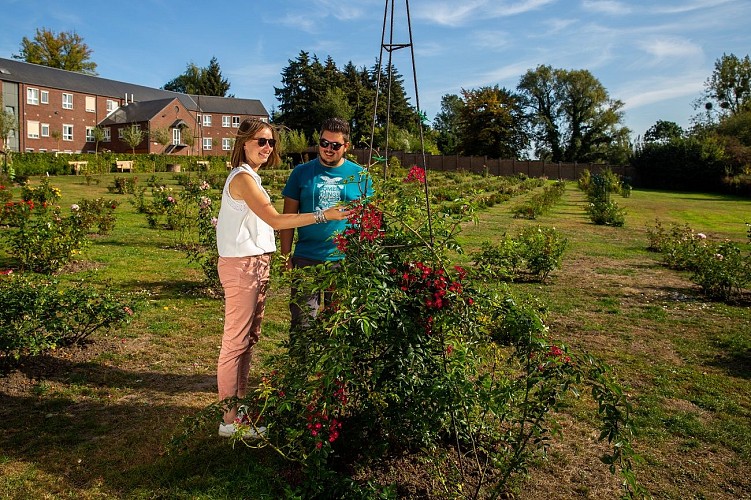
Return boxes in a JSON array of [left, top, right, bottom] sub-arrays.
[[349, 149, 635, 182]]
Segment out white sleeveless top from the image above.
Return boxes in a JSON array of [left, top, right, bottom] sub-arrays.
[[216, 164, 276, 257]]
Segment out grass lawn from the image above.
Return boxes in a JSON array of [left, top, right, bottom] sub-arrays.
[[1, 171, 750, 499]]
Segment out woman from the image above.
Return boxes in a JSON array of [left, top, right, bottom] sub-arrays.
[[215, 118, 349, 438]]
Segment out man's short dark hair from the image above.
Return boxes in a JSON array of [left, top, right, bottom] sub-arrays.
[[320, 117, 350, 143]]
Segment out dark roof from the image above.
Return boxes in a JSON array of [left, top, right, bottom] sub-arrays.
[[188, 94, 266, 115], [0, 57, 268, 116], [98, 98, 178, 126]]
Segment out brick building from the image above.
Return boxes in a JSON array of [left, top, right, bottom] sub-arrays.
[[0, 57, 268, 156]]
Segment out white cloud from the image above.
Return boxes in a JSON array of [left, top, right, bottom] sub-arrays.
[[636, 36, 703, 64], [411, 1, 485, 27], [619, 76, 705, 110], [471, 31, 513, 51], [651, 0, 737, 15], [485, 0, 558, 17], [543, 18, 578, 33], [581, 0, 631, 15], [413, 0, 556, 27], [278, 12, 319, 33]]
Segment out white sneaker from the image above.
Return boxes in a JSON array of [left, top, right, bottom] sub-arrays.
[[218, 422, 267, 440]]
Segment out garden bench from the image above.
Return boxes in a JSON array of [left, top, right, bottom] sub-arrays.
[[114, 160, 134, 172], [68, 160, 88, 175]]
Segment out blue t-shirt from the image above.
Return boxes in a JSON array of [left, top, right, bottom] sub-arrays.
[[282, 158, 373, 261]]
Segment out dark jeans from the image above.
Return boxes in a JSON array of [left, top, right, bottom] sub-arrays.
[[289, 256, 337, 331]]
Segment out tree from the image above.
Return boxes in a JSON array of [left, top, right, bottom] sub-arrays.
[[91, 126, 107, 155], [372, 61, 420, 136], [203, 56, 232, 97], [182, 127, 196, 155], [311, 87, 353, 130], [457, 85, 528, 159], [340, 62, 376, 145], [280, 128, 309, 165], [0, 109, 18, 150], [13, 28, 97, 75], [274, 53, 421, 147], [121, 125, 144, 154], [517, 65, 629, 163], [50, 129, 61, 151], [517, 65, 562, 161], [164, 57, 231, 96], [274, 51, 325, 139], [0, 108, 18, 172], [149, 127, 171, 153], [644, 120, 684, 143], [700, 53, 751, 118], [433, 94, 463, 155]]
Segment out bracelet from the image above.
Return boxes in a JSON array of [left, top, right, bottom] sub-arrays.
[[314, 209, 327, 224]]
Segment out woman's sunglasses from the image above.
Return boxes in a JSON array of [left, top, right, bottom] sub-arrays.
[[252, 138, 276, 148], [319, 138, 344, 151]]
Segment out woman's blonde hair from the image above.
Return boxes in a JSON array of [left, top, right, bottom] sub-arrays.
[[230, 118, 282, 168]]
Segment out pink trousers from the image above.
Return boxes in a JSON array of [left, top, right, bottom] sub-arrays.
[[216, 254, 271, 404]]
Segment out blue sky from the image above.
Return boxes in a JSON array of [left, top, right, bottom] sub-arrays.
[[2, 0, 750, 141]]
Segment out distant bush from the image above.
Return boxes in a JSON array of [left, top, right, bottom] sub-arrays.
[[0, 274, 138, 360], [472, 225, 567, 282], [646, 220, 751, 301]]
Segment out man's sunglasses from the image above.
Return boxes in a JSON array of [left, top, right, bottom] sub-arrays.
[[319, 138, 344, 151], [252, 138, 276, 148]]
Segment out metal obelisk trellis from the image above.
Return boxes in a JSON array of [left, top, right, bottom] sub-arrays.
[[367, 0, 434, 245]]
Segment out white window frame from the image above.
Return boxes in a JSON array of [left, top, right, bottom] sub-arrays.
[[222, 116, 231, 127], [41, 123, 50, 137], [222, 138, 232, 150], [86, 126, 95, 142], [62, 93, 73, 110], [27, 120, 40, 139], [106, 99, 117, 113], [85, 96, 96, 113], [203, 114, 212, 127], [63, 124, 73, 141], [27, 88, 39, 105], [40, 90, 49, 104], [172, 128, 181, 145], [103, 127, 111, 142], [203, 138, 212, 150], [232, 116, 240, 128]]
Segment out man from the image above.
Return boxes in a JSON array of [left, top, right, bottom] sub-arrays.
[[280, 118, 373, 329]]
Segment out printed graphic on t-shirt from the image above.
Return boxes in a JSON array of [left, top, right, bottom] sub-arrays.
[[316, 175, 344, 210]]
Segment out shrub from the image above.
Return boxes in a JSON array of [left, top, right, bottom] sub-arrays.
[[5, 205, 92, 273], [74, 198, 120, 235], [471, 236, 523, 281], [185, 188, 220, 291], [472, 225, 567, 282], [518, 225, 568, 281], [21, 177, 61, 205], [0, 274, 138, 360], [646, 221, 751, 301], [691, 241, 750, 301], [584, 169, 626, 226], [0, 183, 11, 204], [646, 220, 705, 270], [513, 180, 566, 219], [108, 176, 138, 195]]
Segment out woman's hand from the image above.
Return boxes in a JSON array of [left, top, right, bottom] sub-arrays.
[[324, 206, 351, 221]]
